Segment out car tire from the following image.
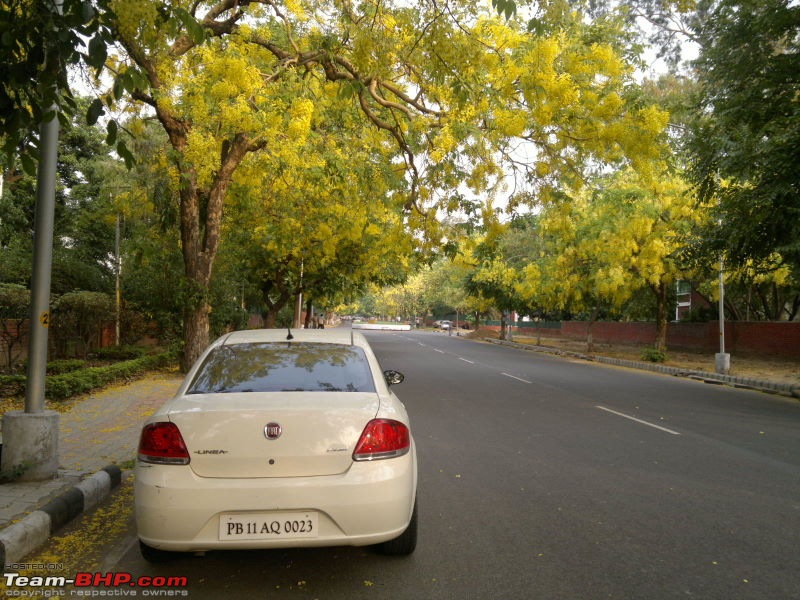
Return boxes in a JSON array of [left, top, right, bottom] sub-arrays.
[[376, 498, 418, 556], [139, 540, 176, 563]]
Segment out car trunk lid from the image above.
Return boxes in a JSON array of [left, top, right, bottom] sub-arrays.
[[167, 392, 379, 478]]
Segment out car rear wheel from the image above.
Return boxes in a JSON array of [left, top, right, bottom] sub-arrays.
[[376, 498, 418, 556]]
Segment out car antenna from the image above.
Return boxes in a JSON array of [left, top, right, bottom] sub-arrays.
[[286, 327, 294, 341]]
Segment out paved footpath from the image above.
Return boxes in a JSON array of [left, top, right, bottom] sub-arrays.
[[0, 372, 183, 564]]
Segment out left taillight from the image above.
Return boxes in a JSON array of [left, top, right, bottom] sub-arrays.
[[138, 422, 190, 465], [353, 419, 410, 462]]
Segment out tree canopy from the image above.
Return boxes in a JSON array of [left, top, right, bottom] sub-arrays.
[[688, 0, 800, 275], [5, 0, 795, 369], [83, 0, 667, 368]]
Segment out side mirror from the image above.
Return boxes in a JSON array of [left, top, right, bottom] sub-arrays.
[[383, 369, 405, 386]]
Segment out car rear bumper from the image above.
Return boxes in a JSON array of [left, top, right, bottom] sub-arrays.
[[134, 448, 416, 552]]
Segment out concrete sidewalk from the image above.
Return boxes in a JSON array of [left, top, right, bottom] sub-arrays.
[[0, 372, 182, 564]]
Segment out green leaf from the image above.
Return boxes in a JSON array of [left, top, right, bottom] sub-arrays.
[[80, 1, 96, 21], [173, 8, 205, 44], [20, 152, 37, 176], [86, 33, 107, 69], [129, 68, 149, 91], [113, 75, 124, 100], [491, 0, 517, 20], [106, 119, 118, 146], [87, 98, 104, 125], [116, 140, 135, 169], [337, 80, 363, 99], [527, 18, 547, 35]]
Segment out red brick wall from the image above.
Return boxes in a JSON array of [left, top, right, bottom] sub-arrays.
[[1, 319, 117, 364], [723, 322, 800, 358], [561, 321, 656, 345], [490, 321, 800, 359]]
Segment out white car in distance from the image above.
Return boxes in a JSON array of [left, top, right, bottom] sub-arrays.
[[135, 328, 417, 561]]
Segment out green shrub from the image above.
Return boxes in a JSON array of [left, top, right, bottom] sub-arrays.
[[1, 352, 176, 401], [96, 345, 147, 360], [640, 347, 668, 363], [46, 359, 87, 375], [44, 352, 175, 400], [0, 374, 26, 397]]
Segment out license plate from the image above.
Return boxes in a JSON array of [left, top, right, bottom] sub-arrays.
[[219, 512, 319, 540]]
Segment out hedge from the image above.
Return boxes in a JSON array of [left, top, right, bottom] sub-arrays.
[[0, 352, 175, 401], [0, 374, 25, 398], [46, 359, 87, 375], [96, 345, 147, 360]]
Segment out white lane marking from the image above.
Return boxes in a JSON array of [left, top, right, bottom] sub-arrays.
[[459, 358, 475, 364], [596, 406, 681, 436], [502, 373, 532, 384], [434, 348, 444, 353]]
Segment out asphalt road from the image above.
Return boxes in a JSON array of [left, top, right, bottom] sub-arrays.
[[30, 330, 800, 599]]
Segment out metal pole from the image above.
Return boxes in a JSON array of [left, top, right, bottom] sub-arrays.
[[719, 257, 725, 355], [1, 0, 63, 481], [24, 115, 60, 413], [115, 213, 121, 346], [715, 255, 730, 374]]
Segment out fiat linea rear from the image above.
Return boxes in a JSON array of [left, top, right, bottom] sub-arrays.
[[134, 328, 417, 561]]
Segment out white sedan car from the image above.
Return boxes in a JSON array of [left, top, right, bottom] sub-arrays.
[[135, 328, 417, 561]]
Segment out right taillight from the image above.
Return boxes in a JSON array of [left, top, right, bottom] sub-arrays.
[[138, 422, 190, 465], [353, 419, 410, 461]]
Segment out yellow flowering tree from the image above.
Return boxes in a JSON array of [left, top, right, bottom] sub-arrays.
[[97, 0, 667, 368], [220, 92, 414, 326], [101, 0, 472, 367], [518, 170, 709, 350]]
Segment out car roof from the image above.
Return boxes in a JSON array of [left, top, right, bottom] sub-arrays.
[[217, 328, 370, 349]]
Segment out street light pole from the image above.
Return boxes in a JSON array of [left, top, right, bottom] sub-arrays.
[[115, 213, 122, 346], [0, 0, 63, 481], [715, 255, 730, 374]]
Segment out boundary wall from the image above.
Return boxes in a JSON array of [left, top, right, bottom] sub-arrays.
[[481, 321, 800, 359]]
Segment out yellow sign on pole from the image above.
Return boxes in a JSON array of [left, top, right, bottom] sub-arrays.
[[39, 310, 50, 327]]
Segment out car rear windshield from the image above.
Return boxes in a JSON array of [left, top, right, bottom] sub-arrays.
[[187, 342, 377, 393]]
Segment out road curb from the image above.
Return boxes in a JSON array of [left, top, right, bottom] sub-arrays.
[[485, 338, 800, 399], [0, 464, 122, 565]]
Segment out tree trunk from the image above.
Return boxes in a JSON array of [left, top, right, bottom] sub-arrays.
[[262, 299, 292, 330], [177, 135, 252, 371], [304, 297, 313, 329], [586, 307, 600, 354], [260, 280, 292, 330], [787, 294, 800, 321], [652, 281, 669, 352], [263, 310, 277, 329], [178, 181, 214, 371], [181, 300, 211, 372]]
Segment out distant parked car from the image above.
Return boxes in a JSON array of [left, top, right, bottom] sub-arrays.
[[438, 320, 453, 330], [135, 328, 417, 561]]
